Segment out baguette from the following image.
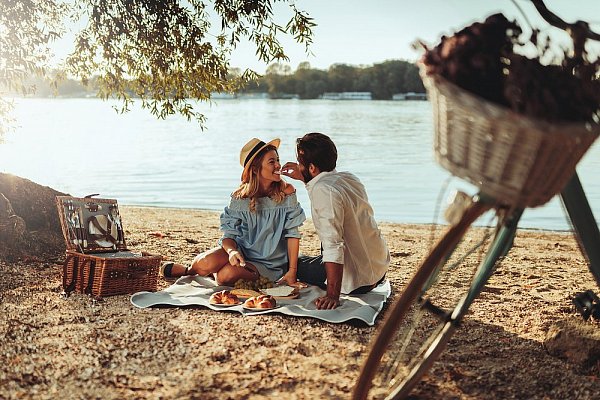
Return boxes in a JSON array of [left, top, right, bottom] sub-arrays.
[[230, 288, 262, 298]]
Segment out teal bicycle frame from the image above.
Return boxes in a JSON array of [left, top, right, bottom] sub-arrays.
[[449, 172, 600, 324]]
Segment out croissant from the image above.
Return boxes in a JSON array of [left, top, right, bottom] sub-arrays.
[[244, 294, 276, 309], [209, 290, 240, 305]]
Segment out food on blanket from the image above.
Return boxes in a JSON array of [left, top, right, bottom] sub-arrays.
[[234, 275, 274, 291], [230, 288, 262, 298], [261, 286, 296, 297], [243, 295, 276, 309], [209, 290, 240, 305]]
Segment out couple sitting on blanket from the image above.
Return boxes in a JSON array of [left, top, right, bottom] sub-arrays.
[[162, 133, 390, 310]]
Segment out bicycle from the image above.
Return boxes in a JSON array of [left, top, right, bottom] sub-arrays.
[[352, 2, 600, 399]]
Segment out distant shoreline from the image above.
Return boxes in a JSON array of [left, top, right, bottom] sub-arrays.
[[8, 93, 428, 101]]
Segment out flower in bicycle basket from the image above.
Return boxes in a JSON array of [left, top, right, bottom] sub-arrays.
[[421, 13, 599, 125]]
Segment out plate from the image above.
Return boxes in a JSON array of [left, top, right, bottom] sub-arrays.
[[210, 302, 241, 307], [234, 290, 300, 301], [238, 293, 299, 300], [272, 292, 300, 300], [242, 305, 280, 312], [261, 286, 298, 297]]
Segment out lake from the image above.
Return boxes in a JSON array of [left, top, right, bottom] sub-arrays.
[[1, 98, 599, 231]]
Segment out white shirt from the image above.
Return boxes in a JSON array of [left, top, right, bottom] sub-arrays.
[[306, 170, 390, 293]]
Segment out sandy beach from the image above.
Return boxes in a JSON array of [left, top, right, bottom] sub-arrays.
[[1, 205, 599, 399]]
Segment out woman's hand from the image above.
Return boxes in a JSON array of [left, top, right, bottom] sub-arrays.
[[276, 270, 307, 288], [281, 162, 304, 182], [228, 250, 246, 268]]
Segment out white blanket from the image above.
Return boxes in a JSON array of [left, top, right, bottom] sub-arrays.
[[130, 276, 391, 326]]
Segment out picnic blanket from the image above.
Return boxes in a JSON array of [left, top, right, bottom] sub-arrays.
[[130, 276, 392, 326]]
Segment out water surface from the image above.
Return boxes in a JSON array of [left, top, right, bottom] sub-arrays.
[[1, 98, 598, 231]]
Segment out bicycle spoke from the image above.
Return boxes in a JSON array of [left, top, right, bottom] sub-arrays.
[[380, 301, 439, 385]]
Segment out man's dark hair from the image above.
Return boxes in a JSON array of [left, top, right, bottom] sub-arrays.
[[296, 132, 337, 172]]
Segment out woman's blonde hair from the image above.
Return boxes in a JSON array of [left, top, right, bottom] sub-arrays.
[[232, 145, 286, 211]]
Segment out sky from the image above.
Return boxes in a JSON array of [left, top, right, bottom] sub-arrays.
[[225, 0, 600, 72], [48, 0, 600, 73]]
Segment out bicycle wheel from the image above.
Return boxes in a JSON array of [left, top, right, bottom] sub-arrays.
[[353, 198, 499, 400]]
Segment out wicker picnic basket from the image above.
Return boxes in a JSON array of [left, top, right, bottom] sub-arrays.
[[56, 195, 161, 298], [420, 65, 600, 208]]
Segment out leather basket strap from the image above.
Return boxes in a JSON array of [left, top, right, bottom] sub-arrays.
[[63, 255, 79, 294], [88, 216, 117, 245], [85, 259, 96, 295]]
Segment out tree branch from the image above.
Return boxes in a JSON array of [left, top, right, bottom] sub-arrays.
[[530, 0, 600, 40]]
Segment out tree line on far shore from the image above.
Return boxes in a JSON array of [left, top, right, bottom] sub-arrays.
[[240, 59, 424, 99], [17, 59, 424, 100]]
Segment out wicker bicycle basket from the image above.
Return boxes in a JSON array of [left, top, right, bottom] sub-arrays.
[[420, 65, 600, 208]]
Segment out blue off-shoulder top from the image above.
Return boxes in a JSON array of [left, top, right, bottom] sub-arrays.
[[219, 193, 306, 281]]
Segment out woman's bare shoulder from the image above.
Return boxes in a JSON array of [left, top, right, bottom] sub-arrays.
[[282, 181, 296, 195]]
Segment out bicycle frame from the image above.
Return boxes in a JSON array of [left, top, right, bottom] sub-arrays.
[[561, 173, 600, 288], [448, 205, 522, 324], [355, 6, 600, 396], [351, 173, 600, 400], [451, 171, 600, 325]]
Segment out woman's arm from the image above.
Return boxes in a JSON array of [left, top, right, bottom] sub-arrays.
[[222, 237, 245, 267], [278, 237, 300, 286], [287, 237, 299, 275]]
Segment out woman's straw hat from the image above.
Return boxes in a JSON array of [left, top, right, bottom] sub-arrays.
[[239, 137, 281, 181]]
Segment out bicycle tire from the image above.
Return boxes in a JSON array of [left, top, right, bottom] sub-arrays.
[[353, 200, 493, 400]]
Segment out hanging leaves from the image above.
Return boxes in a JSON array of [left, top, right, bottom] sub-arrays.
[[1, 0, 316, 128]]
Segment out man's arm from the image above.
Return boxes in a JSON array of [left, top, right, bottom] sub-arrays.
[[315, 261, 343, 309], [309, 184, 345, 310]]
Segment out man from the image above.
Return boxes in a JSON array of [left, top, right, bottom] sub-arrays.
[[282, 132, 390, 310]]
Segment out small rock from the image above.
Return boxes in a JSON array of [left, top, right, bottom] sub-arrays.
[[544, 319, 600, 369]]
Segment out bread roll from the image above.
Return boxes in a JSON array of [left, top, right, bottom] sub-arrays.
[[243, 294, 276, 309], [209, 290, 240, 305]]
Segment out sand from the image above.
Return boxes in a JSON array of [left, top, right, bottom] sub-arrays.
[[1, 205, 599, 399]]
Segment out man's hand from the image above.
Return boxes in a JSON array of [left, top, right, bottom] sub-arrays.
[[281, 162, 304, 182], [315, 262, 343, 310], [315, 295, 340, 310]]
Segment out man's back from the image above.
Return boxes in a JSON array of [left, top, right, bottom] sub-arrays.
[[307, 170, 390, 293]]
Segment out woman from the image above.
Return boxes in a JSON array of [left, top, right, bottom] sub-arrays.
[[162, 137, 306, 287]]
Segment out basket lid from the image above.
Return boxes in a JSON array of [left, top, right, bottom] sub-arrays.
[[55, 195, 128, 253]]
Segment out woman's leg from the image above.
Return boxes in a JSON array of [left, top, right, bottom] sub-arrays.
[[189, 247, 230, 276], [214, 262, 259, 286], [164, 247, 229, 278], [164, 247, 259, 285]]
